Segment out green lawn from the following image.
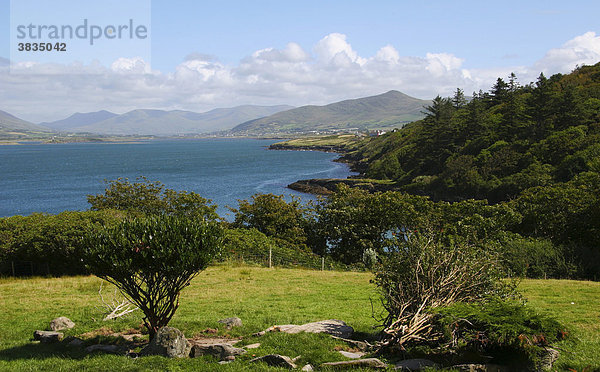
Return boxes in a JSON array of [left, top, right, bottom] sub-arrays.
[[0, 266, 599, 370]]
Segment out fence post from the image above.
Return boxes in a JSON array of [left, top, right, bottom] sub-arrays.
[[268, 247, 272, 268], [321, 257, 325, 271], [11, 261, 15, 277]]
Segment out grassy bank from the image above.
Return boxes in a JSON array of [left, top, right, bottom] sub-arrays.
[[0, 266, 599, 370]]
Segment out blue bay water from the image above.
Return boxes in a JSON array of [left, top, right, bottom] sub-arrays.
[[0, 139, 353, 219]]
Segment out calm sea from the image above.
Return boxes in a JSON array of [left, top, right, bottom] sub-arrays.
[[0, 139, 353, 219]]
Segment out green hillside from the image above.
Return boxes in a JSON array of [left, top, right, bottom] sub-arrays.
[[343, 63, 600, 203], [230, 90, 429, 135], [0, 110, 52, 140]]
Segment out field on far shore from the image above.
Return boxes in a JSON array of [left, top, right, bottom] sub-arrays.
[[1, 265, 599, 371]]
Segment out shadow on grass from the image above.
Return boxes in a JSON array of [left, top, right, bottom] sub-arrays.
[[0, 335, 144, 362], [0, 342, 90, 361]]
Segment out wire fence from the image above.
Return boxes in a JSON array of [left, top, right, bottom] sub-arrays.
[[218, 248, 349, 271], [1, 250, 358, 278]]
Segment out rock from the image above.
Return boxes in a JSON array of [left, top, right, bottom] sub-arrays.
[[321, 358, 387, 369], [538, 348, 560, 370], [85, 344, 122, 354], [302, 364, 314, 371], [140, 327, 189, 358], [49, 317, 75, 331], [65, 337, 84, 348], [244, 343, 261, 349], [250, 354, 297, 369], [218, 317, 242, 329], [189, 343, 246, 360], [33, 330, 64, 343], [331, 336, 370, 351], [394, 358, 438, 370], [339, 350, 366, 359], [262, 319, 354, 338]]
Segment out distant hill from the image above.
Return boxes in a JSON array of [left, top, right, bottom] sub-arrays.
[[230, 90, 430, 135], [60, 105, 294, 135], [0, 110, 52, 133], [40, 110, 118, 131]]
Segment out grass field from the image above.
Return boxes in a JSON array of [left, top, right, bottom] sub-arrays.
[[1, 266, 599, 371]]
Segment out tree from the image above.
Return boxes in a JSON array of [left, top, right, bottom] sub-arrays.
[[82, 215, 223, 338], [230, 194, 308, 246], [87, 177, 219, 221], [452, 88, 467, 109]]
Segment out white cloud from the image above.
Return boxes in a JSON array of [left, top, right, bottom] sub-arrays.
[[1, 32, 599, 123], [535, 31, 600, 74]]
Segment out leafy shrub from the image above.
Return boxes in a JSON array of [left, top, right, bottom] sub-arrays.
[[0, 210, 123, 276], [82, 215, 223, 338], [432, 299, 567, 367]]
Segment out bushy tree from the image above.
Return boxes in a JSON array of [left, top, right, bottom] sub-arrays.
[[82, 215, 223, 338], [88, 177, 219, 221], [230, 193, 308, 246]]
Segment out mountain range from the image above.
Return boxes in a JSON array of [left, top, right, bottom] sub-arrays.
[[1, 90, 430, 137], [229, 90, 430, 135], [41, 105, 294, 135]]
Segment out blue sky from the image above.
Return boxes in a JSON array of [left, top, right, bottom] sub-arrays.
[[1, 0, 600, 122]]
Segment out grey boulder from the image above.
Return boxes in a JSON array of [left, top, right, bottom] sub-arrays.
[[218, 317, 242, 329], [49, 317, 75, 331], [189, 343, 246, 360]]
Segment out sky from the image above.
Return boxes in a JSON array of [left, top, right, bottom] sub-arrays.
[[1, 0, 600, 123]]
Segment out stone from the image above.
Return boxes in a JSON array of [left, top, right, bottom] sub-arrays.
[[250, 354, 297, 369], [218, 317, 243, 329], [321, 358, 387, 369], [189, 343, 246, 360], [331, 336, 370, 351], [49, 316, 75, 331], [394, 358, 438, 370], [244, 343, 261, 349], [302, 364, 314, 371], [538, 347, 560, 370], [33, 330, 64, 343], [261, 319, 354, 338], [85, 344, 122, 354], [66, 337, 85, 348], [339, 350, 365, 359], [140, 327, 189, 358]]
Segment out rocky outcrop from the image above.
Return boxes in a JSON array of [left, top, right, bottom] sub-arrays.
[[140, 327, 189, 358], [256, 319, 354, 338], [288, 178, 396, 195]]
